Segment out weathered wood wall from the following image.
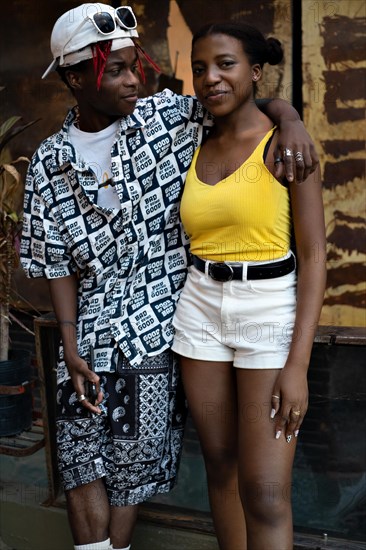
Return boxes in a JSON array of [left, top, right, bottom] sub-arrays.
[[164, 0, 292, 98], [302, 0, 365, 327]]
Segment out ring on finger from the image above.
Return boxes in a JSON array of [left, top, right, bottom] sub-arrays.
[[78, 394, 87, 402], [284, 148, 293, 157], [295, 152, 304, 163], [274, 157, 283, 164], [292, 410, 301, 416], [272, 394, 280, 399]]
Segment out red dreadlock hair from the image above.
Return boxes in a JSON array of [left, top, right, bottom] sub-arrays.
[[91, 40, 161, 90], [92, 41, 113, 90]]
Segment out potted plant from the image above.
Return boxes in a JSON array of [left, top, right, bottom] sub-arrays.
[[0, 87, 39, 435]]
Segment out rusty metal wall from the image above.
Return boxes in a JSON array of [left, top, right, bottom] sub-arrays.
[[302, 0, 366, 327]]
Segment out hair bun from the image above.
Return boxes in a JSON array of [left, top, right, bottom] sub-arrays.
[[266, 37, 284, 65]]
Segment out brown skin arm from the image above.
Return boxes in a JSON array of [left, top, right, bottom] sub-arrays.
[[270, 165, 327, 440], [48, 274, 103, 413], [257, 98, 319, 183]]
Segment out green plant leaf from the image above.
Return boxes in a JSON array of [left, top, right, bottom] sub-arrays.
[[8, 212, 19, 223], [0, 116, 22, 140], [0, 94, 39, 360], [0, 118, 40, 153]]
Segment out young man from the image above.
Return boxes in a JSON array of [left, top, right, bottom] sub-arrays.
[[21, 4, 319, 549]]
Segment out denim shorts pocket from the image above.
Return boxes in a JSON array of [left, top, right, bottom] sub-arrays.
[[247, 270, 296, 295]]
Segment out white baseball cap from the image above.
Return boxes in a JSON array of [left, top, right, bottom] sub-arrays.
[[42, 3, 139, 78]]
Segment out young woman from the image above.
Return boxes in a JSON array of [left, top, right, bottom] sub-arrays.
[[172, 23, 327, 550]]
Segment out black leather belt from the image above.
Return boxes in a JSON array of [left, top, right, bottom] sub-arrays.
[[191, 254, 295, 282]]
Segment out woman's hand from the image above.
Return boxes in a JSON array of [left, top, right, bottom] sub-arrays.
[[274, 120, 319, 183], [64, 349, 103, 414], [270, 365, 309, 442]]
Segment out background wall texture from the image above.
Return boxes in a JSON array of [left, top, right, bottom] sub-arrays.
[[1, 0, 365, 327]]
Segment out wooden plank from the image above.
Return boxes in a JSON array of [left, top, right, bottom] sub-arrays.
[[0, 423, 45, 457]]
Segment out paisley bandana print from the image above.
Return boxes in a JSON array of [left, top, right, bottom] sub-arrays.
[[56, 350, 187, 505]]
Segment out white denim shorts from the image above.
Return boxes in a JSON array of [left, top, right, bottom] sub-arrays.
[[172, 254, 297, 369]]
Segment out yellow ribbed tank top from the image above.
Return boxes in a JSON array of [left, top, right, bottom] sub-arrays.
[[180, 128, 291, 262]]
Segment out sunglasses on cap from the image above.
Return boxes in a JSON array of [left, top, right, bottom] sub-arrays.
[[89, 6, 137, 35], [60, 6, 137, 63]]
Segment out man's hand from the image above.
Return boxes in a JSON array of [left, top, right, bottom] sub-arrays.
[[274, 120, 319, 183], [64, 350, 103, 414], [48, 276, 103, 414], [256, 99, 319, 182]]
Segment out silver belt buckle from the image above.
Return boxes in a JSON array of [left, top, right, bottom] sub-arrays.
[[208, 262, 234, 282]]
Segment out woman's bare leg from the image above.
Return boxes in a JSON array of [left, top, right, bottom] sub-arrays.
[[236, 368, 296, 550], [180, 357, 246, 550]]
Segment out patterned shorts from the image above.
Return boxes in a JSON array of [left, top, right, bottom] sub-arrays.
[[55, 350, 187, 506]]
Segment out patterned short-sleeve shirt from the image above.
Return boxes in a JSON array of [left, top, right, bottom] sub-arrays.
[[21, 90, 212, 381]]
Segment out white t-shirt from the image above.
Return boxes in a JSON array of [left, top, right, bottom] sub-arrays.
[[69, 120, 121, 209]]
